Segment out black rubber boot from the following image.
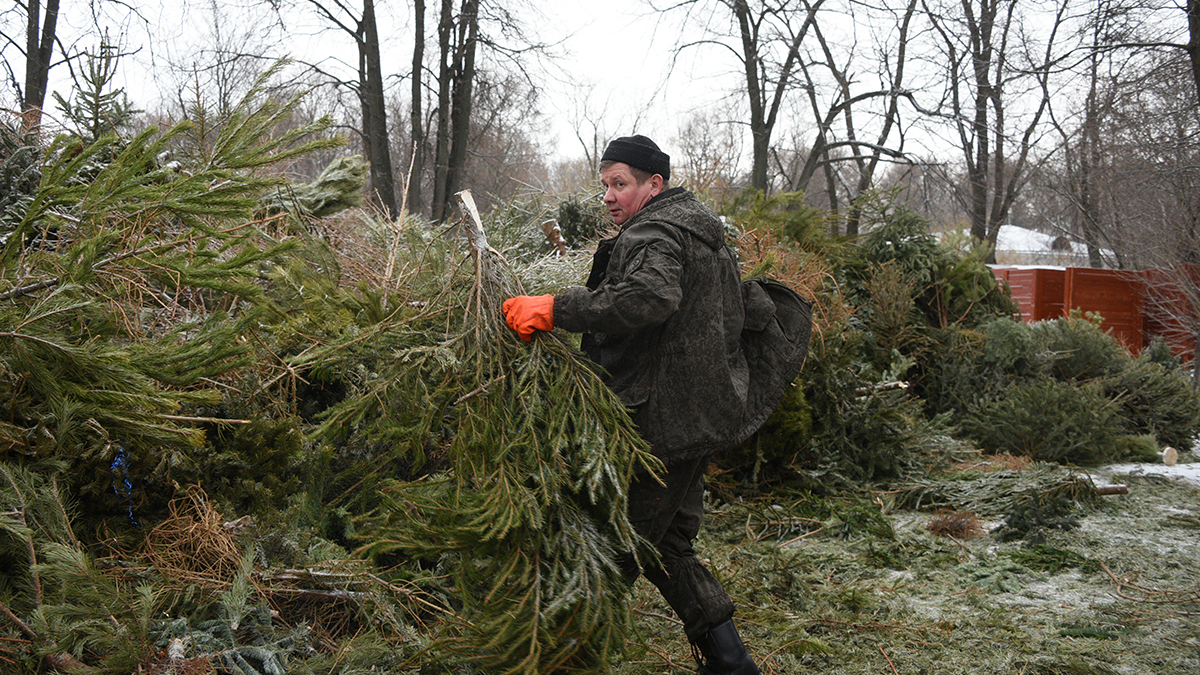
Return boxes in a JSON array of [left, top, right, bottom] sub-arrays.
[[692, 619, 761, 675]]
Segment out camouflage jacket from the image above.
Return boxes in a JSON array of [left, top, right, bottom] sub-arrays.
[[554, 188, 748, 464]]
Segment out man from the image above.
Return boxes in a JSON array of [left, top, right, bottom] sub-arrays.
[[502, 135, 761, 675]]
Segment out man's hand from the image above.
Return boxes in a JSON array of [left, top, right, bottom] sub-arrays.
[[502, 294, 555, 341]]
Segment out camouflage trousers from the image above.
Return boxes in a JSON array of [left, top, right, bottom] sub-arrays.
[[620, 453, 735, 641]]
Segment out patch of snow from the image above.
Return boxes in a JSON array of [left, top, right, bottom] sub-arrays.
[[1090, 461, 1200, 489], [995, 225, 1061, 253]]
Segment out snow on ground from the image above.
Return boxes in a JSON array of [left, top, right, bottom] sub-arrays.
[[1091, 460, 1200, 489]]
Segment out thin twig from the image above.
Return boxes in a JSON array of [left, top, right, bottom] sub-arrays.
[[638, 642, 692, 671], [632, 608, 683, 625], [16, 510, 43, 606], [49, 476, 80, 551], [453, 375, 505, 405], [0, 599, 37, 640], [879, 645, 900, 675], [385, 147, 417, 284], [0, 331, 72, 352], [1100, 562, 1200, 604], [162, 414, 252, 425], [366, 573, 452, 615], [780, 527, 825, 547]]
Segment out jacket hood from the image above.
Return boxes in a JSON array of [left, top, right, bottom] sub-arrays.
[[625, 188, 726, 251]]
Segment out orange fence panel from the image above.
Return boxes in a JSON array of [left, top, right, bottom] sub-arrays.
[[1063, 268, 1143, 351], [996, 267, 1065, 322], [991, 266, 1195, 359]]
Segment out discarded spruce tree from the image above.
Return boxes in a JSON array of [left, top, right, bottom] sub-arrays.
[[303, 192, 659, 674]]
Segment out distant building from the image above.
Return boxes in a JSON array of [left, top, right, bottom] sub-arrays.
[[990, 225, 1102, 267]]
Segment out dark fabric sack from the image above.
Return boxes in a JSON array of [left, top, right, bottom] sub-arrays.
[[737, 277, 813, 444]]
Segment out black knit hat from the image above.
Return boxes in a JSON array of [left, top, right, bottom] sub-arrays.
[[601, 135, 670, 182]]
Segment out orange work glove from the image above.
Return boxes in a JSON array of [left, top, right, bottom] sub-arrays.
[[502, 294, 555, 341]]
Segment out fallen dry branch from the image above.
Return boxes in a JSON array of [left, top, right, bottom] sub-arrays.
[[878, 645, 900, 675], [1100, 562, 1200, 606]]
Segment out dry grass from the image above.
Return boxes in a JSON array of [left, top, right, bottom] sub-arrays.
[[139, 486, 243, 588], [310, 206, 400, 290], [926, 511, 984, 539], [94, 486, 443, 671], [735, 227, 848, 356]]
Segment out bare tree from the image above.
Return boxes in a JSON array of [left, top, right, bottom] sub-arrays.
[[430, 0, 478, 221], [427, 0, 555, 221], [672, 107, 744, 197], [921, 0, 1069, 262], [1075, 0, 1200, 111], [660, 0, 919, 220], [296, 0, 398, 218], [790, 0, 919, 234], [733, 0, 823, 192], [454, 71, 549, 210], [408, 0, 426, 212], [1042, 0, 1148, 268], [1027, 0, 1200, 271], [20, 0, 59, 126], [663, 0, 825, 193], [560, 81, 655, 186], [1104, 56, 1200, 266], [1032, 27, 1200, 368], [1122, 50, 1200, 373], [1183, 0, 1199, 101], [1, 1, 136, 127], [1122, 52, 1200, 369], [171, 1, 285, 116]]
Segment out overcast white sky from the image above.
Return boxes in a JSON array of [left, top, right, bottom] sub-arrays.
[[524, 0, 726, 161], [18, 0, 1191, 175], [31, 0, 719, 164]]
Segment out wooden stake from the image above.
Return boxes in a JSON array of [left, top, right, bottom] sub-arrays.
[[456, 190, 492, 255]]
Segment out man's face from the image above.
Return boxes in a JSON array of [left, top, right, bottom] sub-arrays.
[[600, 162, 662, 226]]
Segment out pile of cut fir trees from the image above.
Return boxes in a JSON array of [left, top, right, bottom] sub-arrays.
[[4, 76, 1200, 674], [0, 65, 660, 673]]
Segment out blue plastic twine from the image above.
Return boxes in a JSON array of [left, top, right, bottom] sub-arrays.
[[110, 445, 139, 526]]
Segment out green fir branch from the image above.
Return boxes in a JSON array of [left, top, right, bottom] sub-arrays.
[[198, 61, 342, 173], [338, 192, 659, 675]]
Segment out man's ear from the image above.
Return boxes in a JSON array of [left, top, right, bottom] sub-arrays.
[[649, 173, 664, 196]]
